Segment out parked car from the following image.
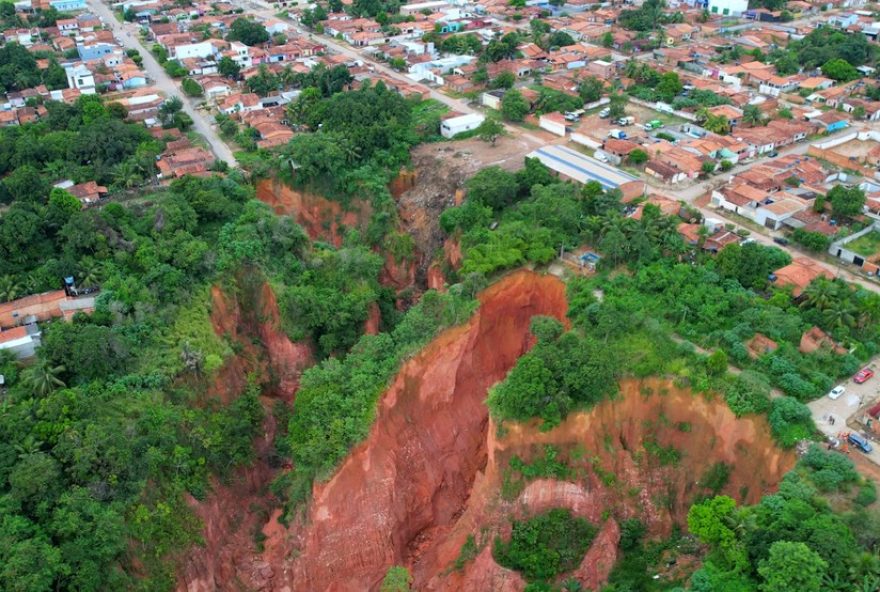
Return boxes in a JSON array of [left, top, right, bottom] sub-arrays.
[[848, 432, 874, 454], [773, 237, 789, 246], [598, 108, 611, 118], [854, 367, 874, 384], [646, 119, 664, 130], [828, 386, 846, 400], [594, 152, 609, 163], [617, 116, 635, 126], [608, 129, 627, 140]]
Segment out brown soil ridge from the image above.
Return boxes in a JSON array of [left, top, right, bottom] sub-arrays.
[[272, 270, 568, 592], [425, 378, 796, 590], [177, 278, 313, 592], [255, 178, 372, 248]]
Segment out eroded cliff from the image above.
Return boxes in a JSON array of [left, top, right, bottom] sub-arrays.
[[178, 270, 796, 592]]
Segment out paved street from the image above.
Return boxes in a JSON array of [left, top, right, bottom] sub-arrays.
[[86, 0, 238, 166], [247, 0, 477, 116], [244, 0, 546, 142], [808, 367, 880, 469]]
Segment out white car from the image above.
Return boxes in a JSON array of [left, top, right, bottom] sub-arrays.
[[828, 386, 846, 400]]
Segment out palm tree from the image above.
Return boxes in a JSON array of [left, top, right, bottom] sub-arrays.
[[743, 104, 765, 127], [800, 278, 837, 311], [22, 360, 66, 397], [0, 275, 23, 302], [695, 107, 711, 124], [823, 302, 857, 330], [78, 257, 104, 288], [113, 160, 142, 189]]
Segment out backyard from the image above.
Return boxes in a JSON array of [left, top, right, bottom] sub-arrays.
[[846, 230, 880, 257]]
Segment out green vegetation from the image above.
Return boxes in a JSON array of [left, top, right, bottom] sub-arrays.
[[0, 95, 156, 207], [454, 534, 480, 570], [509, 445, 572, 480], [687, 446, 879, 592], [844, 230, 880, 257], [493, 509, 598, 583], [380, 566, 412, 591], [280, 289, 478, 506], [487, 316, 617, 428], [0, 123, 280, 588], [226, 17, 269, 46]]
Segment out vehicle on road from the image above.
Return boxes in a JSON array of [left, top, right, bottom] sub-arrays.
[[848, 432, 874, 454], [646, 120, 664, 130], [773, 236, 789, 246], [828, 385, 846, 400], [854, 367, 874, 384], [594, 152, 609, 163]]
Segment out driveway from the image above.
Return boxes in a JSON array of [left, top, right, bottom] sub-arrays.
[[86, 0, 238, 166], [808, 366, 880, 468]]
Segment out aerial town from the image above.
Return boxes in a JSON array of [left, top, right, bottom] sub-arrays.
[[4, 0, 880, 587]]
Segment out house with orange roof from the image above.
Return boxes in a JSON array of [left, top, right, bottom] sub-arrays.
[[772, 258, 834, 297]]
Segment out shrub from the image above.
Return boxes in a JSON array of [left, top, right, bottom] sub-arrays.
[[769, 397, 815, 448], [800, 444, 858, 491], [618, 518, 647, 551], [493, 509, 598, 582], [722, 371, 772, 416]]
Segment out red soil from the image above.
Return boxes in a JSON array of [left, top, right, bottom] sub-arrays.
[[255, 179, 372, 248], [177, 271, 795, 592]]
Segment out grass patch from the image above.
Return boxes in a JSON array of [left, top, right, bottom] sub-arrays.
[[845, 230, 880, 257]]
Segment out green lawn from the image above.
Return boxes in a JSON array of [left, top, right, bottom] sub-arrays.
[[846, 230, 880, 257]]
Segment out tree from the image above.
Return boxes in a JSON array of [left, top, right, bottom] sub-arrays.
[[380, 566, 412, 592], [656, 71, 683, 102], [628, 149, 648, 165], [227, 18, 269, 46], [706, 350, 728, 376], [821, 58, 860, 82], [578, 76, 603, 103], [828, 184, 866, 220], [601, 31, 614, 47], [687, 496, 747, 569], [466, 166, 520, 210], [757, 541, 827, 592], [608, 93, 628, 119], [704, 114, 730, 134], [173, 111, 194, 131], [218, 56, 241, 79], [548, 31, 575, 48], [491, 70, 516, 89], [181, 77, 203, 97], [159, 96, 183, 126], [476, 117, 505, 146], [743, 104, 765, 127], [163, 60, 187, 78], [246, 64, 279, 96], [501, 89, 529, 122], [701, 161, 717, 176], [22, 359, 66, 396]]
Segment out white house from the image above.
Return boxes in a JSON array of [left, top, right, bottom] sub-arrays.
[[707, 0, 748, 15], [440, 113, 484, 138], [65, 64, 96, 94], [169, 40, 215, 61]]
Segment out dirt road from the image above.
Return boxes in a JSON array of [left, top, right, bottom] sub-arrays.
[[87, 0, 238, 166]]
